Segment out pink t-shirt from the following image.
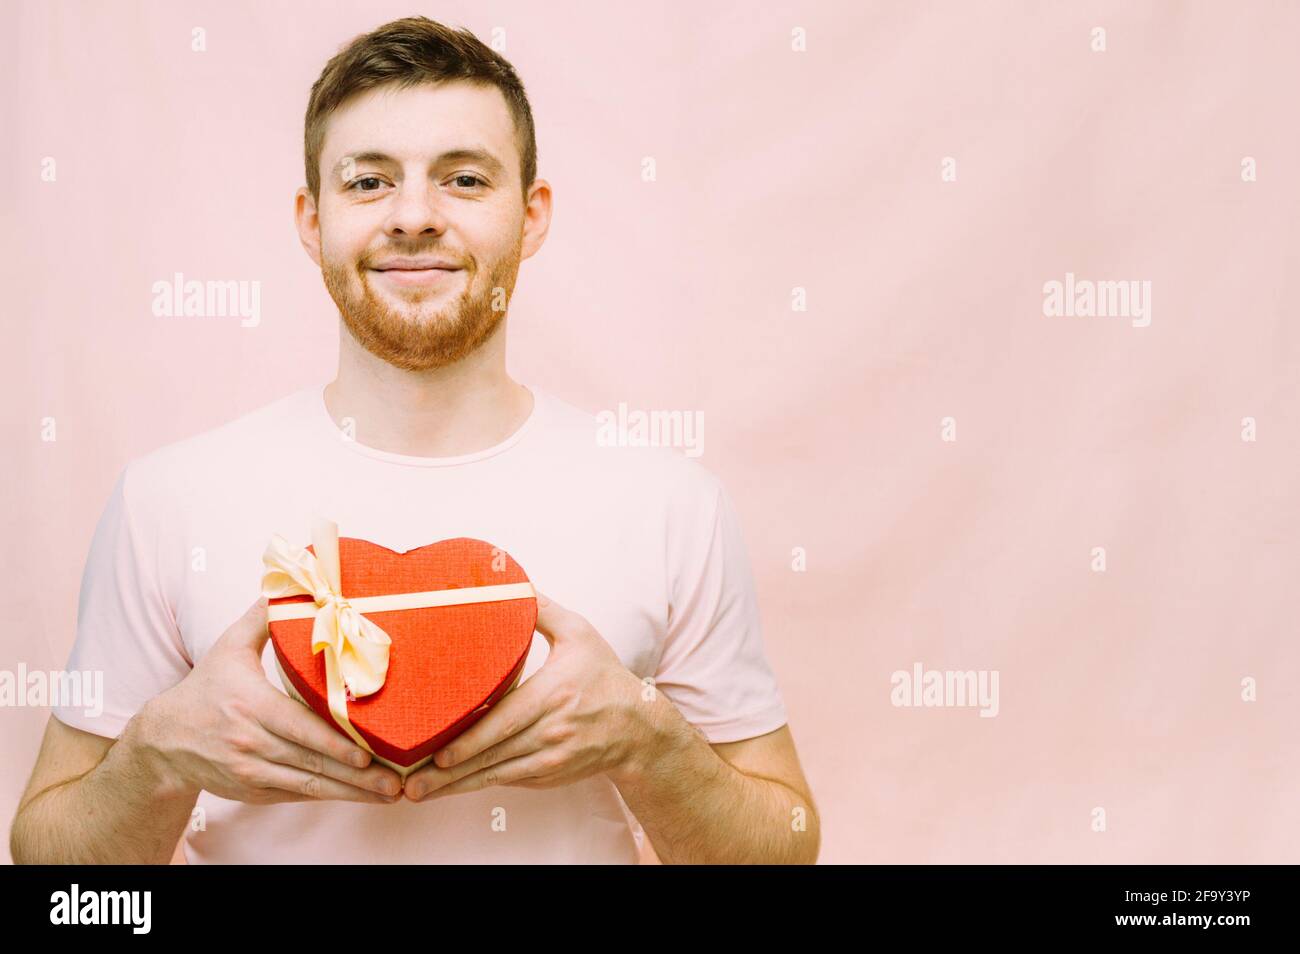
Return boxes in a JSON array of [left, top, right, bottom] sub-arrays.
[[52, 383, 788, 863]]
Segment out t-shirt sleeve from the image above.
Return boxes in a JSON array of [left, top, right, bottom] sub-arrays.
[[653, 467, 789, 744], [51, 463, 192, 739]]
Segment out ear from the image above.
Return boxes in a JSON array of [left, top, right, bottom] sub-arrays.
[[519, 178, 552, 263], [294, 186, 322, 267]]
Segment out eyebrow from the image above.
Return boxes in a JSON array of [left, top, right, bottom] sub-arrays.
[[333, 148, 506, 178]]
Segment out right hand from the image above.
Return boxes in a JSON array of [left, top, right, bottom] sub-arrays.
[[125, 596, 404, 805]]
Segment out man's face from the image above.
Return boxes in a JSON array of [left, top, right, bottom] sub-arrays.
[[307, 81, 529, 371]]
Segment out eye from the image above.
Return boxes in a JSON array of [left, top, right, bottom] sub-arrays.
[[449, 174, 486, 190], [347, 176, 388, 192]]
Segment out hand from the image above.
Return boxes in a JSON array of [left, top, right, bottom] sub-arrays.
[[124, 596, 404, 805], [403, 590, 660, 801]]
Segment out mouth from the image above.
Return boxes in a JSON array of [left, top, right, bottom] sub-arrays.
[[368, 262, 464, 289], [372, 267, 460, 284], [369, 267, 465, 289]]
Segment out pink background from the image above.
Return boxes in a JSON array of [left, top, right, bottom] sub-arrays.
[[3, 0, 1297, 863]]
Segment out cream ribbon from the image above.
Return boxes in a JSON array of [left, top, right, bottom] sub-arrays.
[[260, 518, 535, 766]]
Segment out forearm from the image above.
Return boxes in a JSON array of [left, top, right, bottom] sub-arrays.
[[611, 696, 818, 865], [10, 713, 199, 864]]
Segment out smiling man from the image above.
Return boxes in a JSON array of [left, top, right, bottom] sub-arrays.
[[10, 16, 818, 865]]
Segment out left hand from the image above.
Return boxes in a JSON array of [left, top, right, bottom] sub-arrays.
[[402, 590, 659, 801]]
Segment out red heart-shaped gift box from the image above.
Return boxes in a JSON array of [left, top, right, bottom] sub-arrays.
[[267, 536, 537, 776]]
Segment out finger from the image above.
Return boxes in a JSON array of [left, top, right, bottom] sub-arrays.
[[244, 761, 401, 804], [429, 684, 545, 770], [532, 589, 587, 646], [254, 724, 402, 797], [413, 751, 555, 801], [407, 721, 545, 800], [249, 785, 398, 805], [255, 688, 375, 770], [219, 596, 271, 653]]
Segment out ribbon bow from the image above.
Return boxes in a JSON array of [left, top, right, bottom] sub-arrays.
[[261, 518, 392, 748]]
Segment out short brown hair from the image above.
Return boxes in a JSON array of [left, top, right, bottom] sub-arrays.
[[304, 17, 537, 204]]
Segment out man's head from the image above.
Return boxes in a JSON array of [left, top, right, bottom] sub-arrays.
[[296, 17, 550, 372]]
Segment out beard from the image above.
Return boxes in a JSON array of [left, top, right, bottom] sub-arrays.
[[321, 237, 521, 372]]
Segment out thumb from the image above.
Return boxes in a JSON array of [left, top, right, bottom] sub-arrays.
[[533, 589, 584, 646], [219, 595, 271, 654]]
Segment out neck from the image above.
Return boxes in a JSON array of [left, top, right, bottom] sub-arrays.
[[324, 317, 533, 458]]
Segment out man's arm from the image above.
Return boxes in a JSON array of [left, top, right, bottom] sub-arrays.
[[10, 714, 198, 865], [611, 703, 819, 865], [399, 591, 818, 864], [11, 598, 405, 864]]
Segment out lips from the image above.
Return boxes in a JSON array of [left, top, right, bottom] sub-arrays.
[[370, 255, 462, 271], [368, 259, 464, 288]]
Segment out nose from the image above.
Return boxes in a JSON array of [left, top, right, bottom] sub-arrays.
[[382, 177, 449, 239]]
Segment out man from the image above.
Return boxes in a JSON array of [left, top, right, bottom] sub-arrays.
[[10, 16, 818, 864]]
